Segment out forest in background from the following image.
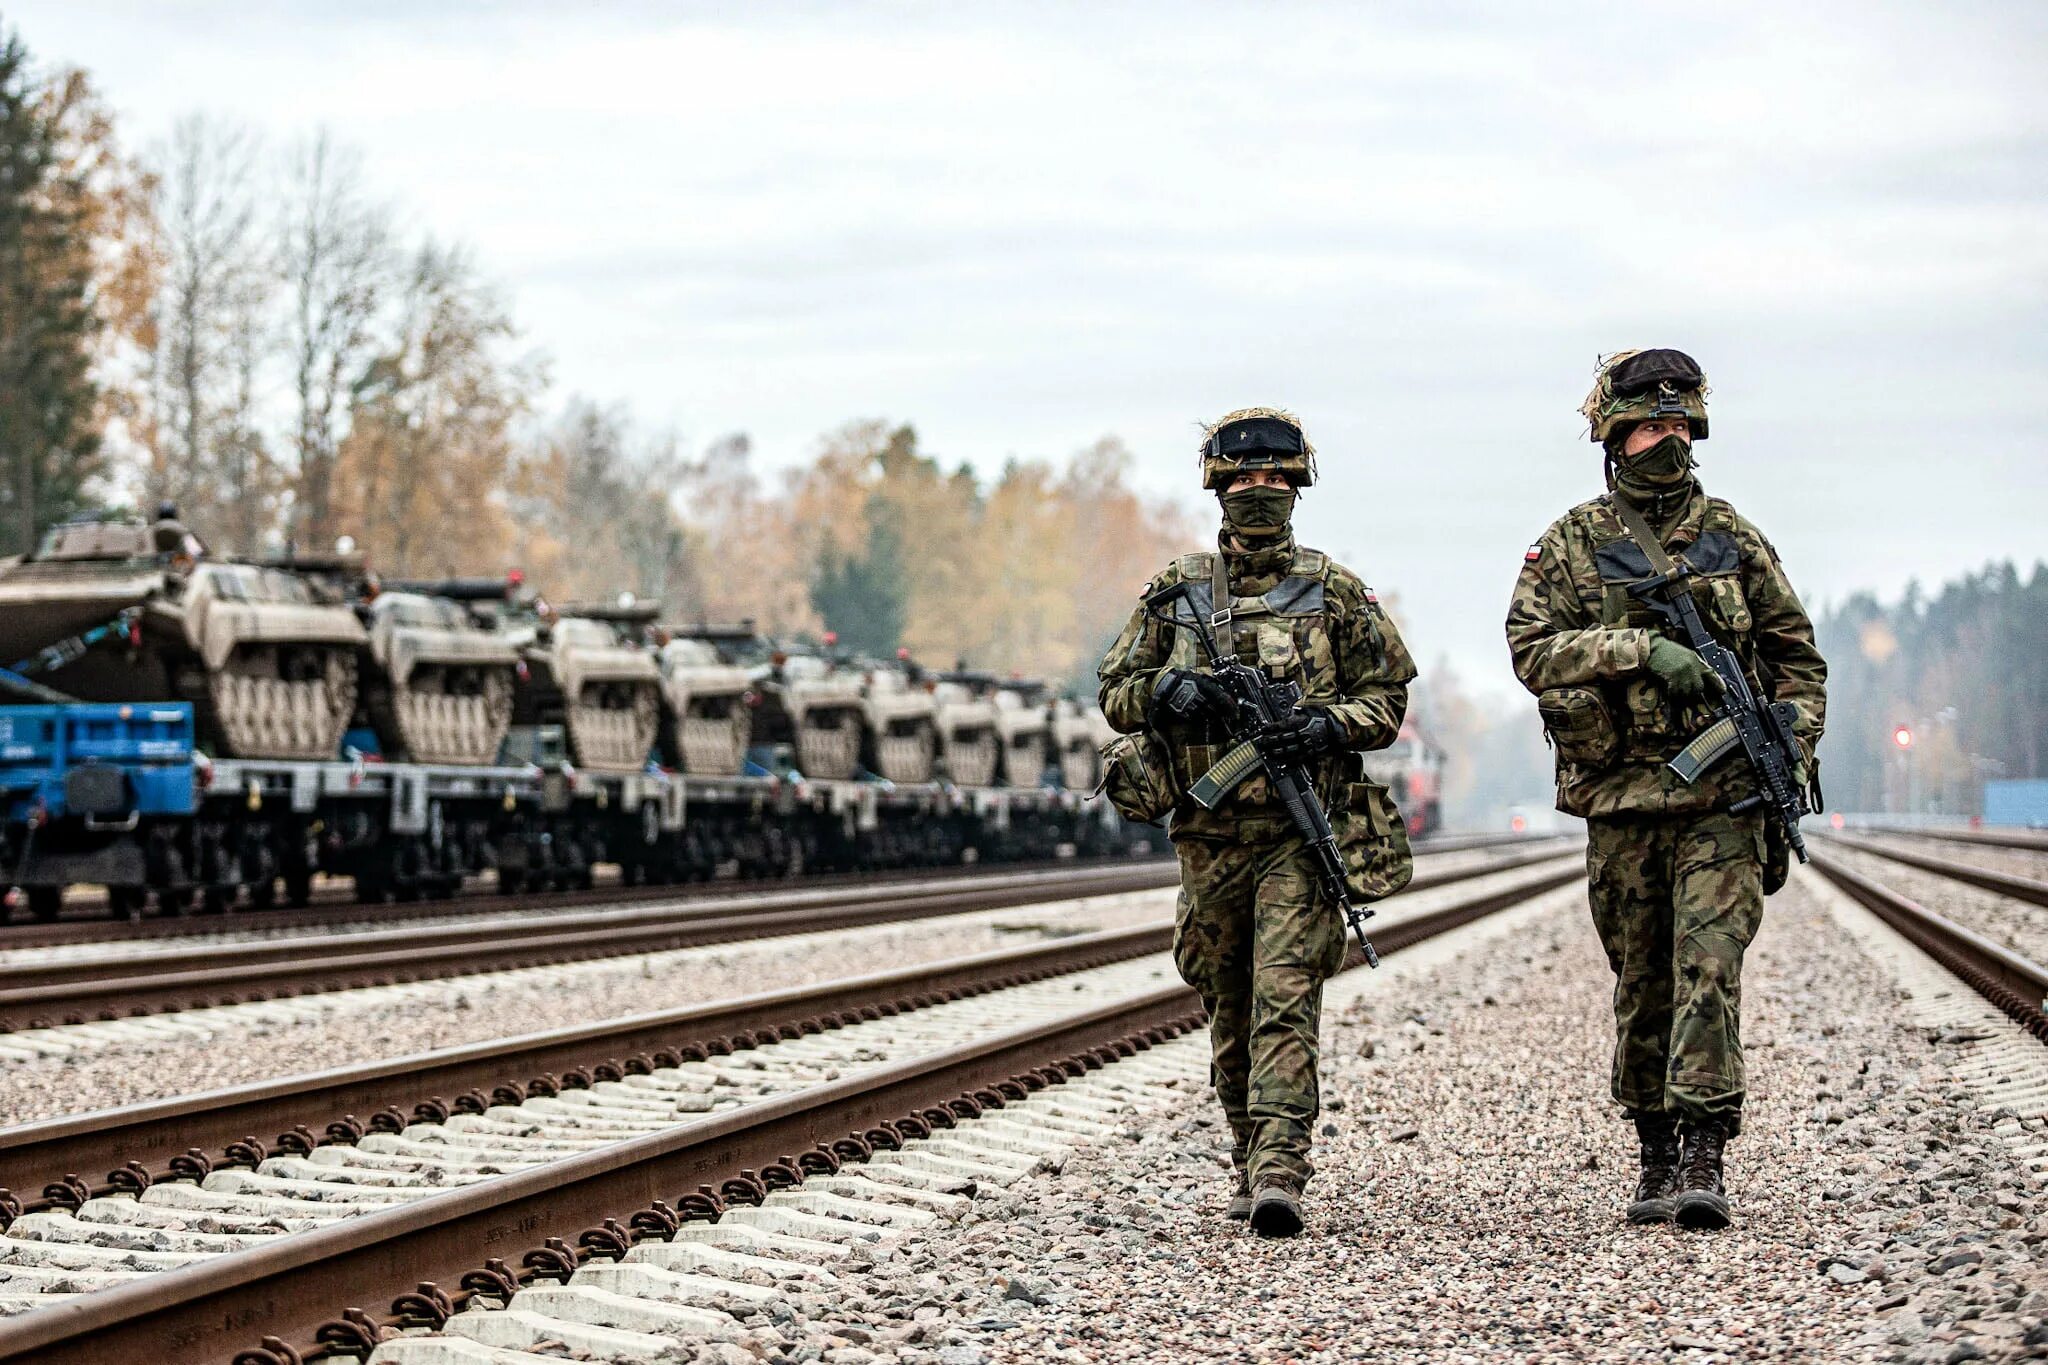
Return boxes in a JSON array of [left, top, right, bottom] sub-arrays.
[[0, 25, 1190, 687], [1812, 561, 2047, 816]]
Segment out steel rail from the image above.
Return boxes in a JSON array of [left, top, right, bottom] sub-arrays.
[[0, 862, 1181, 1029], [1808, 849, 2048, 1042], [0, 852, 1584, 1210], [4, 832, 1554, 946], [0, 842, 1573, 1031], [1846, 825, 2048, 854], [0, 854, 1161, 948], [1817, 831, 2048, 908], [0, 855, 1586, 1365]]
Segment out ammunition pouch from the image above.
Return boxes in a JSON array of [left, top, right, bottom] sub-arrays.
[[1537, 685, 1621, 771], [1096, 730, 1177, 825], [1337, 776, 1413, 902]]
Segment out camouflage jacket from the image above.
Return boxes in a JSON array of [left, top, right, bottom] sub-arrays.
[[1098, 531, 1415, 839], [1505, 484, 1828, 818]]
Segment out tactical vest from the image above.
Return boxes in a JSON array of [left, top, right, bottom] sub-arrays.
[[1161, 544, 1376, 810], [1570, 495, 1758, 762]]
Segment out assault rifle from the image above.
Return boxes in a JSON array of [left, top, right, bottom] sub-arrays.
[[1624, 557, 1811, 866], [1144, 581, 1379, 967]]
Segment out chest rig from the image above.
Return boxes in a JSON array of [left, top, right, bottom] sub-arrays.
[[1171, 546, 1335, 687], [1576, 497, 1755, 660]]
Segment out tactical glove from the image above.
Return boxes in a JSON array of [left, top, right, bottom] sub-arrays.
[[1254, 708, 1347, 767], [1645, 637, 1723, 704], [1150, 667, 1234, 726]]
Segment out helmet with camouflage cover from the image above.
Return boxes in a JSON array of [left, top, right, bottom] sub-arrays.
[[1580, 349, 1710, 447], [1198, 407, 1317, 490]]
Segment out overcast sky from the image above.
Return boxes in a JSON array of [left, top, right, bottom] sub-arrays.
[[13, 1, 2046, 695]]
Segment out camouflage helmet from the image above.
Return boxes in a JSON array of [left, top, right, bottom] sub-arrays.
[[1580, 348, 1710, 445], [1198, 407, 1317, 490]]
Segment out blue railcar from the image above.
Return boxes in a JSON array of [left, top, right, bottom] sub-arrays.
[[1, 704, 197, 919]]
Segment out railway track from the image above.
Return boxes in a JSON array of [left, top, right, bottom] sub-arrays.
[[0, 830, 1557, 949], [1816, 830, 2048, 907], [0, 840, 1575, 1032], [0, 853, 1585, 1363], [1808, 845, 2048, 1042], [1845, 824, 2048, 854]]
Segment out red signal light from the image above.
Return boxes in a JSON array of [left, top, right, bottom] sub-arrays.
[[1892, 725, 1914, 750]]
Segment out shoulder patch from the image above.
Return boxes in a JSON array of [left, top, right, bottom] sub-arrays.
[[1525, 543, 1542, 562]]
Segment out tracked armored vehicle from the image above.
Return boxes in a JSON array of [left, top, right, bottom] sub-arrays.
[[930, 675, 1001, 787], [1049, 695, 1115, 792], [0, 517, 363, 761], [859, 653, 938, 785], [656, 626, 755, 776], [990, 678, 1052, 788], [353, 577, 524, 766], [751, 643, 868, 781], [505, 596, 663, 774]]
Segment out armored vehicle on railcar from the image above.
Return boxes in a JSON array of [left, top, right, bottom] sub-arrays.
[[503, 594, 665, 774], [0, 515, 363, 762]]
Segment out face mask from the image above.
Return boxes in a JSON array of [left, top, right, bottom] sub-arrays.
[[1615, 433, 1696, 496], [1219, 485, 1296, 542]]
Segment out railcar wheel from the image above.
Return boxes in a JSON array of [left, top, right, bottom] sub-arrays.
[[26, 888, 60, 923]]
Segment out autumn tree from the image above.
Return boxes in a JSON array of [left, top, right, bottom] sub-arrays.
[[331, 239, 533, 574], [278, 131, 391, 551], [0, 28, 102, 554], [143, 113, 273, 549]]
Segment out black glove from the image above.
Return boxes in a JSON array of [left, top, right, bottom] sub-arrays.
[[1149, 667, 1234, 726], [1254, 707, 1346, 766]]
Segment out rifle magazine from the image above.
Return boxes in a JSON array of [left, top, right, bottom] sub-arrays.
[[1668, 715, 1741, 784]]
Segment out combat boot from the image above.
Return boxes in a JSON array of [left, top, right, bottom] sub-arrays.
[[1249, 1183, 1304, 1239], [1226, 1172, 1252, 1221], [1673, 1118, 1731, 1230], [1626, 1112, 1682, 1225]]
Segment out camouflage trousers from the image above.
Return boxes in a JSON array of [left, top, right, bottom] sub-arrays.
[[1585, 809, 1766, 1135], [1173, 830, 1348, 1192]]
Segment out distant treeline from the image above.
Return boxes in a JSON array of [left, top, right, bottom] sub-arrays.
[[1812, 560, 2047, 816]]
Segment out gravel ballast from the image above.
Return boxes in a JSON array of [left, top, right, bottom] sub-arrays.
[[754, 871, 2048, 1365], [0, 888, 1174, 1125]]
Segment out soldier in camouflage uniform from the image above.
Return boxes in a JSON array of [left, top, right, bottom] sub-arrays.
[[1098, 408, 1415, 1238], [1505, 349, 1826, 1230]]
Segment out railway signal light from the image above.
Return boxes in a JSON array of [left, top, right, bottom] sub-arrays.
[[1892, 725, 1914, 750]]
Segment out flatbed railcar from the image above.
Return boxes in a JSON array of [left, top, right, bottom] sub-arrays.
[[1, 701, 1132, 921]]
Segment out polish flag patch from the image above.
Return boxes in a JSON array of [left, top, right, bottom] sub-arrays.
[[1524, 544, 1542, 562]]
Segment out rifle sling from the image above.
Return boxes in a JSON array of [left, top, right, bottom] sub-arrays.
[[1209, 552, 1234, 660], [1610, 494, 1681, 580]]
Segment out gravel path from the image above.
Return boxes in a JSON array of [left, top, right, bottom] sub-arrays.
[[1827, 842, 2048, 965], [0, 888, 1173, 1126], [762, 873, 2048, 1365]]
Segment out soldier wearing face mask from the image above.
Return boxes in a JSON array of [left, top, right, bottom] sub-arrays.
[[1098, 407, 1415, 1238], [1505, 350, 1827, 1230]]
